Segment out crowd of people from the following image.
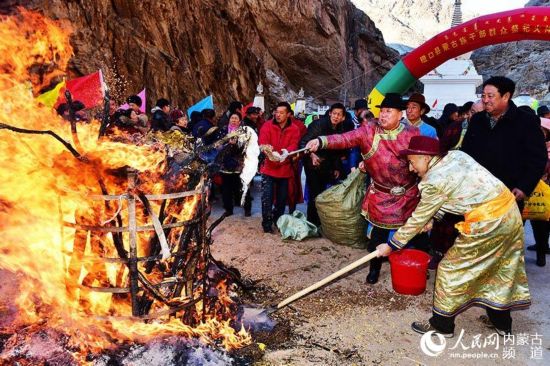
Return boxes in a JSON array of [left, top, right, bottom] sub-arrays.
[[305, 76, 548, 338], [56, 76, 549, 338]]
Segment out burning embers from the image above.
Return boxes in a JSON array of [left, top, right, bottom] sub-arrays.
[[0, 8, 250, 364]]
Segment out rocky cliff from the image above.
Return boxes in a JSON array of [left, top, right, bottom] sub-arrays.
[[470, 0, 550, 99], [351, 0, 471, 47], [1, 0, 397, 110]]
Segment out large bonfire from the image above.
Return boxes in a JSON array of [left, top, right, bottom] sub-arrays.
[[0, 8, 250, 364]]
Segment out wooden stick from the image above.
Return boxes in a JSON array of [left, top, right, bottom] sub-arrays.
[[285, 147, 310, 157], [200, 191, 209, 323], [276, 250, 380, 310], [0, 122, 82, 159], [98, 87, 111, 138], [137, 193, 171, 260], [144, 198, 168, 274], [127, 169, 140, 316], [64, 90, 83, 152]]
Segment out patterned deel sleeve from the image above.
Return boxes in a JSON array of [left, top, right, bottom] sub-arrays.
[[319, 127, 367, 150], [389, 184, 448, 250]]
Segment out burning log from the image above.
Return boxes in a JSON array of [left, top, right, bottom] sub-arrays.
[[143, 198, 168, 274], [64, 89, 83, 153], [98, 87, 111, 139], [0, 122, 82, 159]]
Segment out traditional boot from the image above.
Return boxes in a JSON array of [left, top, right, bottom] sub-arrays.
[[411, 320, 454, 338], [528, 244, 550, 254], [366, 257, 382, 284], [536, 244, 547, 267]]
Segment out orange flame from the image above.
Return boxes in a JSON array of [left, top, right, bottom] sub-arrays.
[[0, 9, 250, 363], [0, 7, 72, 94]]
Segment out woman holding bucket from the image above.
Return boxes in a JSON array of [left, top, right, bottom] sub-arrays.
[[376, 136, 530, 338]]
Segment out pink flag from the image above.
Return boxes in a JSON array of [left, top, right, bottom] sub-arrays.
[[119, 88, 146, 113]]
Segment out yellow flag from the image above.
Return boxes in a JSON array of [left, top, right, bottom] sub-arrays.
[[35, 80, 65, 108]]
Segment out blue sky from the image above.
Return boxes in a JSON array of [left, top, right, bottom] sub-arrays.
[[462, 0, 528, 16]]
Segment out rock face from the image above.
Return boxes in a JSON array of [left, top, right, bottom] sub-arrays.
[[1, 0, 397, 110], [351, 0, 463, 47], [470, 0, 550, 99]]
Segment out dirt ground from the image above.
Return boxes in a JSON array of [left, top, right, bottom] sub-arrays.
[[210, 178, 550, 366], [0, 177, 548, 365]]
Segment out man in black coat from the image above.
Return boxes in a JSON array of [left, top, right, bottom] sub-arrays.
[[462, 76, 547, 208], [151, 98, 172, 131], [299, 102, 354, 226], [242, 106, 260, 133]]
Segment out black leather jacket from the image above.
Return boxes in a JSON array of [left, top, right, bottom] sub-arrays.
[[299, 116, 354, 172]]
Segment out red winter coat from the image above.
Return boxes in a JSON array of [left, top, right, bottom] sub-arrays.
[[259, 119, 300, 178]]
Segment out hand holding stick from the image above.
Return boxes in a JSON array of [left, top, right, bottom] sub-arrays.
[[261, 145, 311, 162], [376, 244, 392, 257], [305, 138, 320, 152]]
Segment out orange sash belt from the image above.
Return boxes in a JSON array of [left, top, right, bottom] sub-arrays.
[[455, 189, 515, 235]]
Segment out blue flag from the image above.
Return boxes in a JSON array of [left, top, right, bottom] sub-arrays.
[[187, 95, 214, 118]]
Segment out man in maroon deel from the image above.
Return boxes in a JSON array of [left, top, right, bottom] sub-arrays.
[[306, 93, 425, 284]]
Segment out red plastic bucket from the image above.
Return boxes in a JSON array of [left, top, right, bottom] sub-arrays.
[[389, 249, 431, 295]]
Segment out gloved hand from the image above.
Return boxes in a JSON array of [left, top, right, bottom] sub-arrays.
[[279, 149, 289, 162]]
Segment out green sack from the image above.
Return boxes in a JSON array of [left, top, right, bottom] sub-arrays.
[[276, 210, 319, 241], [315, 169, 367, 248]]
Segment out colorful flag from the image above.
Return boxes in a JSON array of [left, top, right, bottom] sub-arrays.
[[35, 80, 66, 108], [187, 95, 214, 118], [55, 70, 104, 109], [118, 88, 146, 113]]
